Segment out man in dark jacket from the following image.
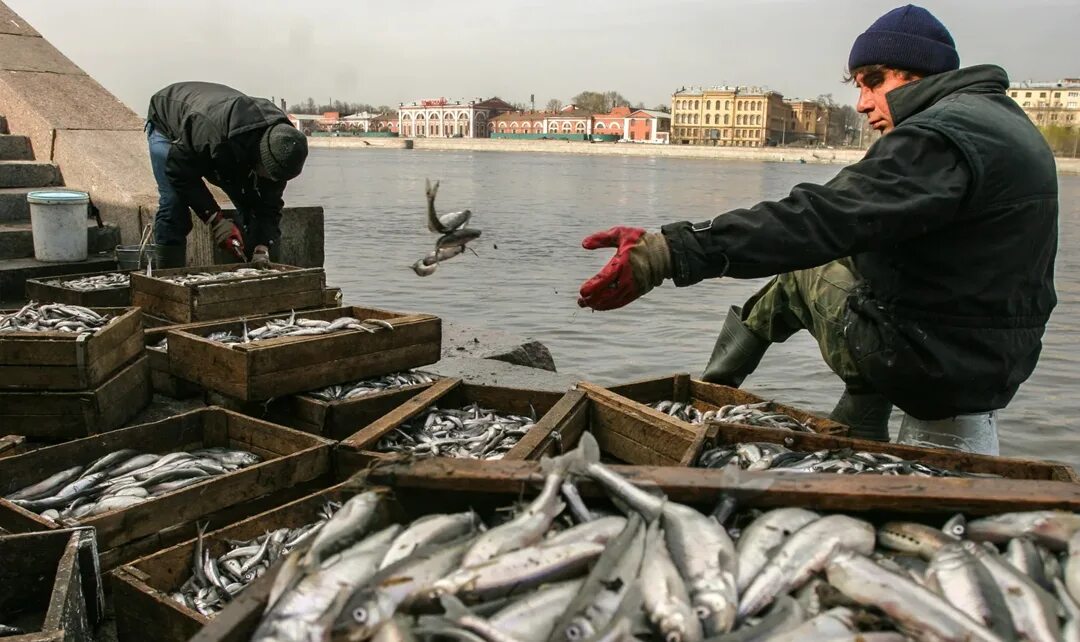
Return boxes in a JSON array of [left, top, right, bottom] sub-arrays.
[[146, 81, 308, 268], [577, 5, 1057, 453]]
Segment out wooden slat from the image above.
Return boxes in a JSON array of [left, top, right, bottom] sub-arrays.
[[579, 382, 701, 458], [507, 389, 588, 459], [191, 269, 323, 305], [25, 270, 131, 308], [193, 290, 325, 321], [338, 378, 461, 450], [362, 459, 1080, 515]]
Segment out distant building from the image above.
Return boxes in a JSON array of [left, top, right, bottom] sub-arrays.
[[592, 106, 634, 138], [370, 113, 399, 134], [543, 104, 593, 136], [626, 109, 671, 143], [783, 99, 829, 144], [670, 86, 788, 147], [1008, 79, 1080, 129], [490, 111, 550, 135], [399, 97, 514, 138], [340, 111, 378, 132]]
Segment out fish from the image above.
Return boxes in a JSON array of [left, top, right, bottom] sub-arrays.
[[308, 372, 439, 402], [542, 516, 627, 548], [640, 520, 702, 642], [46, 272, 130, 291], [425, 178, 473, 234], [825, 550, 1002, 642], [377, 403, 537, 461], [205, 316, 394, 347], [877, 521, 958, 559], [1005, 536, 1054, 591], [966, 510, 1080, 551], [651, 400, 812, 432], [1068, 529, 1080, 605], [157, 267, 282, 286], [487, 581, 585, 642], [961, 539, 1063, 642], [410, 246, 470, 277], [380, 512, 480, 570], [697, 442, 991, 477], [0, 302, 113, 335], [734, 507, 820, 592], [925, 542, 1015, 639], [737, 514, 876, 619], [436, 227, 482, 252], [5, 465, 84, 502]]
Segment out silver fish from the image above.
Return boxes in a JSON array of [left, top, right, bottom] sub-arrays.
[[967, 510, 1080, 552], [488, 581, 585, 642], [640, 520, 702, 642], [158, 267, 282, 286], [962, 540, 1062, 642], [380, 512, 479, 570], [46, 272, 130, 291], [735, 507, 820, 592], [5, 465, 84, 502], [462, 468, 566, 567], [925, 543, 1015, 640]]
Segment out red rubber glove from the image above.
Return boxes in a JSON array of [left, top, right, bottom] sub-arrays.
[[577, 227, 645, 310], [209, 212, 246, 262]]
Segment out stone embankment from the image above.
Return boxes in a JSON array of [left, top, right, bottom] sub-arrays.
[[308, 135, 1080, 174]]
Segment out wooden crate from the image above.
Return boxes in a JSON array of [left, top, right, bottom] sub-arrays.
[[145, 320, 221, 400], [694, 420, 1079, 482], [0, 528, 102, 642], [592, 373, 847, 436], [0, 408, 333, 567], [181, 458, 1080, 642], [0, 307, 143, 391], [513, 387, 706, 466], [168, 306, 441, 401], [25, 270, 132, 308], [0, 356, 151, 441], [334, 378, 570, 474], [130, 263, 326, 323], [111, 479, 365, 642], [207, 375, 439, 439]]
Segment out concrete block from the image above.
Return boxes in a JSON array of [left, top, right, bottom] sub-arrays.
[[0, 253, 116, 300], [442, 320, 557, 372], [424, 357, 580, 394], [0, 222, 120, 260], [0, 3, 40, 36], [0, 33, 81, 74], [0, 134, 31, 160], [0, 187, 33, 222], [52, 129, 158, 244], [0, 160, 59, 188], [184, 205, 325, 268]]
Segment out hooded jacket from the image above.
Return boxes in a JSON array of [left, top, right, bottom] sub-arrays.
[[662, 65, 1058, 419]]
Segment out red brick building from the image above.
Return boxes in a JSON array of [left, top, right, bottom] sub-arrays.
[[490, 111, 550, 135], [592, 106, 633, 138]]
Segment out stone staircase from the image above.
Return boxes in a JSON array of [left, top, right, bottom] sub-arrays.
[[0, 116, 120, 302]]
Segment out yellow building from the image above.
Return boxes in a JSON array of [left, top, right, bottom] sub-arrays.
[[1007, 79, 1080, 129], [670, 86, 789, 147], [784, 99, 829, 143]]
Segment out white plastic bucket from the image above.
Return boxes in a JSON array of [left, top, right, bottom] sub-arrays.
[[28, 190, 89, 262]]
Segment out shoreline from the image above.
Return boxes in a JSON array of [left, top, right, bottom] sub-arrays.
[[307, 136, 1080, 174]]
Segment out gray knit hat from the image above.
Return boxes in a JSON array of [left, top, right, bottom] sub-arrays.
[[259, 123, 308, 181]]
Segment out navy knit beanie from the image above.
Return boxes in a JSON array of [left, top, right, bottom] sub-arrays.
[[848, 5, 959, 76]]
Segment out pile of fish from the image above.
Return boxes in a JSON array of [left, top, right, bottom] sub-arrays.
[[412, 179, 482, 277], [0, 301, 113, 335], [0, 625, 23, 637], [375, 403, 536, 459], [46, 272, 129, 291], [245, 433, 1080, 642], [3, 447, 261, 522], [172, 502, 341, 616], [201, 314, 395, 346], [157, 268, 281, 286], [307, 372, 439, 402], [697, 442, 995, 477], [650, 400, 813, 432]]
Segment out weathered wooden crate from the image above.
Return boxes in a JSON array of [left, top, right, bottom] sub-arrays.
[[130, 263, 326, 323], [206, 374, 439, 439], [145, 320, 219, 400], [334, 378, 569, 474], [693, 420, 1080, 482], [0, 528, 103, 642], [590, 373, 847, 436], [0, 356, 152, 441], [0, 307, 143, 391], [168, 306, 441, 401], [513, 387, 706, 466], [179, 458, 1080, 642], [25, 270, 132, 308], [111, 479, 365, 642], [0, 408, 333, 569]]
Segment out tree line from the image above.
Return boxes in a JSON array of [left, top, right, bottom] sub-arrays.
[[287, 98, 397, 117]]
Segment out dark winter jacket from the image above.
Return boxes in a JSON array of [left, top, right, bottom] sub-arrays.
[[147, 82, 291, 236], [662, 65, 1058, 419]]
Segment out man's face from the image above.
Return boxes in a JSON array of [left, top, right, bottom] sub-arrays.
[[855, 69, 919, 134]]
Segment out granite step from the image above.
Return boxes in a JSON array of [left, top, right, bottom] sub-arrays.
[[0, 254, 118, 302], [0, 187, 37, 223], [0, 135, 33, 161], [0, 221, 121, 260], [0, 160, 61, 188]]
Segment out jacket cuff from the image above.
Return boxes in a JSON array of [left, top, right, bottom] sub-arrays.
[[661, 221, 729, 287]]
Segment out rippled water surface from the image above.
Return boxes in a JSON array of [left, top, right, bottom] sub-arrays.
[[288, 148, 1079, 466]]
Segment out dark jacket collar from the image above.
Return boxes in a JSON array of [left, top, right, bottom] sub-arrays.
[[887, 64, 1010, 126]]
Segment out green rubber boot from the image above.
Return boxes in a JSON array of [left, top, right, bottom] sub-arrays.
[[153, 243, 186, 270], [700, 306, 770, 388], [830, 388, 893, 441]]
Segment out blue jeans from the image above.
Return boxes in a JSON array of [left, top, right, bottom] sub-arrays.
[[147, 123, 192, 247]]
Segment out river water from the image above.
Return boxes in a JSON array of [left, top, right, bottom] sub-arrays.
[[288, 148, 1078, 466]]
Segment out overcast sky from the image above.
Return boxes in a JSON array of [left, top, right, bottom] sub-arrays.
[[9, 0, 1079, 113]]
